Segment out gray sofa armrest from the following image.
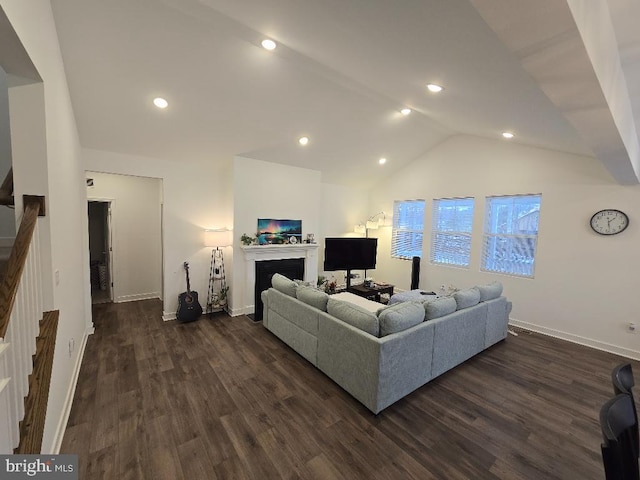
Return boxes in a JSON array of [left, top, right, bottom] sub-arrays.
[[375, 321, 435, 412], [317, 313, 435, 414], [261, 289, 270, 328], [484, 296, 509, 347], [430, 303, 488, 378], [317, 313, 380, 412]]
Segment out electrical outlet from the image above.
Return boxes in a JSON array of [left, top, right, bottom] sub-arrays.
[[68, 338, 75, 357], [55, 270, 60, 286], [627, 322, 637, 334]]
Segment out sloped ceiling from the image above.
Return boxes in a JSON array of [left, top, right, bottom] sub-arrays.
[[49, 0, 639, 188]]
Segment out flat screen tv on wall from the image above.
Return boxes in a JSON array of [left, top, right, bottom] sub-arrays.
[[324, 237, 377, 288]]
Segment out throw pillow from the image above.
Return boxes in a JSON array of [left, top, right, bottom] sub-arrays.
[[296, 285, 329, 311], [424, 296, 457, 320], [271, 273, 297, 297], [453, 287, 481, 310], [477, 281, 503, 302], [377, 302, 425, 336], [327, 298, 380, 337]]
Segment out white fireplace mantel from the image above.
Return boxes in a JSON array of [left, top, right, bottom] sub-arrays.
[[241, 244, 319, 314]]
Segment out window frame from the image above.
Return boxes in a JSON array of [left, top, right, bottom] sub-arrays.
[[430, 197, 475, 268], [391, 199, 426, 260], [481, 194, 542, 278]]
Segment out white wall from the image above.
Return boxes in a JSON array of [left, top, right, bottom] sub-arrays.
[[1, 0, 92, 452], [83, 148, 231, 319], [318, 182, 370, 284], [86, 171, 162, 303], [8, 82, 56, 312], [231, 157, 321, 313], [373, 134, 640, 359], [0, 66, 15, 237]]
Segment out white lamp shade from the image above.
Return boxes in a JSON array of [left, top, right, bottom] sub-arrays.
[[366, 220, 379, 230], [354, 224, 366, 234], [205, 228, 232, 247]]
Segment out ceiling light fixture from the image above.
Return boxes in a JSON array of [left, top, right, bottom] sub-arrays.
[[502, 132, 515, 139], [153, 97, 168, 109], [298, 136, 309, 146], [400, 108, 412, 116], [426, 83, 443, 93], [379, 158, 387, 165], [261, 39, 277, 51]]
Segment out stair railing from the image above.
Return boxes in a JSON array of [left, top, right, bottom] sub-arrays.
[[0, 195, 48, 453]]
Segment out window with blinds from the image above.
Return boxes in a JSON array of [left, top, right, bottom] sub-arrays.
[[391, 200, 425, 260], [430, 198, 474, 267], [481, 194, 541, 278]]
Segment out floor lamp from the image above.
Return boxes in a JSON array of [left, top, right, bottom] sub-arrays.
[[354, 211, 387, 279]]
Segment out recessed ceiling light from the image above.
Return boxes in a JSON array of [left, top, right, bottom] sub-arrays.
[[426, 83, 443, 93], [502, 132, 515, 139], [153, 97, 168, 109], [261, 39, 277, 51], [298, 136, 309, 146], [379, 158, 387, 165], [400, 108, 412, 116]]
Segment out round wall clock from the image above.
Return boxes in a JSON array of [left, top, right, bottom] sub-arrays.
[[590, 209, 629, 235]]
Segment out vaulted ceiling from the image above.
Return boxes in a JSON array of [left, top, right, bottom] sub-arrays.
[[49, 0, 640, 189]]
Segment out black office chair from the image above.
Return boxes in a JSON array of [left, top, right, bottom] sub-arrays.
[[600, 393, 640, 480], [612, 363, 639, 458]]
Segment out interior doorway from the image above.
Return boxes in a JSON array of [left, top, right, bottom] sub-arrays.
[[88, 200, 113, 304]]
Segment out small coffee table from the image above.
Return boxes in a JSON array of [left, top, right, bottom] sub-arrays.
[[347, 283, 394, 304]]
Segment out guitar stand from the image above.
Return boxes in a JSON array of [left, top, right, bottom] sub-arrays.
[[207, 247, 227, 314]]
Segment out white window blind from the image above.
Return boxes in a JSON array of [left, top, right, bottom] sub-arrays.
[[481, 194, 541, 278], [430, 198, 474, 267], [391, 200, 425, 260]]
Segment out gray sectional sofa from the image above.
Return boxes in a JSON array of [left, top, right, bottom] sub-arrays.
[[261, 274, 512, 414]]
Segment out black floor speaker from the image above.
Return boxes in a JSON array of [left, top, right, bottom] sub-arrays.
[[410, 256, 420, 290]]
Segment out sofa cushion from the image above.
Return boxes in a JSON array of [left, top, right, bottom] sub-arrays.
[[296, 285, 329, 311], [327, 298, 379, 337], [453, 287, 481, 310], [377, 302, 425, 337], [272, 273, 297, 297], [477, 281, 503, 302], [424, 296, 457, 320], [294, 279, 314, 288]]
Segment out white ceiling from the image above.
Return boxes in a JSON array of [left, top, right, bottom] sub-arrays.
[[49, 0, 640, 188]]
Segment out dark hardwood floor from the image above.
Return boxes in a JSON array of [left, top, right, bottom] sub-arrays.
[[60, 299, 636, 479]]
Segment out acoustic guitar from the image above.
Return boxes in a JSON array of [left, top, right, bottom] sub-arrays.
[[176, 261, 202, 323]]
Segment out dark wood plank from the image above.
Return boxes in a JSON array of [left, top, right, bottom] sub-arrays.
[[60, 299, 638, 479]]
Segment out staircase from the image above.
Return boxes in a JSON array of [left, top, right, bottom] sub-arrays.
[[0, 170, 56, 454], [0, 167, 14, 278]]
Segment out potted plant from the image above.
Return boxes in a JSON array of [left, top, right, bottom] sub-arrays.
[[240, 233, 256, 246], [219, 285, 229, 306]]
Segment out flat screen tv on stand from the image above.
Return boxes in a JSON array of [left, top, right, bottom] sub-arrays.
[[323, 237, 377, 289]]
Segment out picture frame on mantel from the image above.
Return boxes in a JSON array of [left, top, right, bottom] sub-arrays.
[[257, 219, 302, 245]]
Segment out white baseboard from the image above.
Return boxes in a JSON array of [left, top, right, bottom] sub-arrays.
[[227, 305, 253, 317], [162, 311, 176, 322], [509, 317, 640, 361], [49, 326, 92, 454], [116, 292, 161, 303]]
